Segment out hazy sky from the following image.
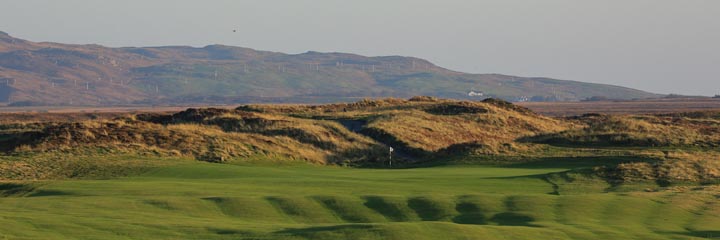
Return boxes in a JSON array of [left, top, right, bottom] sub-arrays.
[[1, 0, 719, 95]]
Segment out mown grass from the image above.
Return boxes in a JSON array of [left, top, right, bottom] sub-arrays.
[[0, 161, 718, 240]]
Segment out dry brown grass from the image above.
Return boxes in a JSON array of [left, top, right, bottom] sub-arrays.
[[519, 98, 720, 116], [525, 114, 720, 147], [2, 97, 720, 182], [235, 98, 572, 156], [362, 101, 570, 154], [598, 151, 720, 183], [1, 105, 391, 166]]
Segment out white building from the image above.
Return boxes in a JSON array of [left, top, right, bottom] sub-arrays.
[[514, 96, 529, 102], [468, 91, 484, 97]]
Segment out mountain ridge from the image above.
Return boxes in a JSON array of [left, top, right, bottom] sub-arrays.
[[0, 31, 659, 106]]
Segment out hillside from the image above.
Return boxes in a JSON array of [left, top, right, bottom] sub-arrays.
[[2, 163, 719, 240], [1, 97, 718, 183], [1, 98, 719, 239], [0, 31, 659, 106], [0, 98, 568, 177]]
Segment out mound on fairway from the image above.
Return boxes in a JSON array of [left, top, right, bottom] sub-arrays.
[[0, 163, 718, 239]]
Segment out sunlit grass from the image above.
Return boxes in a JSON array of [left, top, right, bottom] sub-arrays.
[[0, 162, 718, 239]]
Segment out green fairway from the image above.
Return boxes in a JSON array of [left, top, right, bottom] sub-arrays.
[[0, 162, 718, 239]]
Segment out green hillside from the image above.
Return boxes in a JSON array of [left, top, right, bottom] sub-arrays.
[[1, 162, 718, 240]]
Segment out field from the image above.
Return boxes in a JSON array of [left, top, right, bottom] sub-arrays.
[[519, 98, 720, 116], [1, 97, 719, 118], [2, 160, 719, 240], [1, 98, 719, 239]]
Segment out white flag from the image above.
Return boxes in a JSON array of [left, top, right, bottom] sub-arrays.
[[389, 147, 394, 153]]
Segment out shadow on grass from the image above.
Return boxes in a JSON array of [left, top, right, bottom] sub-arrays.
[[27, 190, 73, 197], [500, 156, 659, 169], [207, 227, 260, 236], [1, 183, 74, 197], [479, 155, 674, 194], [491, 196, 538, 227], [407, 197, 454, 221], [0, 183, 35, 197], [671, 230, 720, 239], [489, 212, 536, 226], [275, 224, 375, 237], [452, 201, 487, 225], [390, 153, 663, 170], [363, 196, 413, 222], [483, 167, 617, 195], [451, 199, 537, 226]]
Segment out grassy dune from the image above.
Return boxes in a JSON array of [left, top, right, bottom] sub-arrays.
[[1, 162, 718, 240], [1, 98, 719, 239]]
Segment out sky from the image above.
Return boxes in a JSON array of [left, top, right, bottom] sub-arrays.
[[1, 0, 719, 96]]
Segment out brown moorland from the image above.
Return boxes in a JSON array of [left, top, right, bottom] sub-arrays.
[[0, 97, 718, 184]]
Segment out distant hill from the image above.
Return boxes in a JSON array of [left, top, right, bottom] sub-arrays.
[[0, 31, 659, 106]]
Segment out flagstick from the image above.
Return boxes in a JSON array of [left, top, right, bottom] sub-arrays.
[[389, 146, 393, 168]]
